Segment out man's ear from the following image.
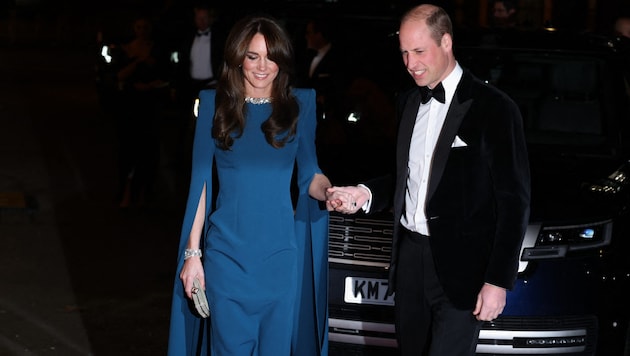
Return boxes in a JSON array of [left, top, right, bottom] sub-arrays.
[[441, 33, 452, 50]]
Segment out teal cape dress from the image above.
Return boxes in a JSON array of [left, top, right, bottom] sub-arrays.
[[167, 88, 329, 355]]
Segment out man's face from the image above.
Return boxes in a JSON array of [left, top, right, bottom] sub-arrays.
[[398, 19, 451, 89], [492, 1, 515, 25], [194, 9, 212, 31], [305, 21, 324, 50]]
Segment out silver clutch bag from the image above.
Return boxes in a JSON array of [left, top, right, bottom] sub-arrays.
[[191, 278, 210, 318]]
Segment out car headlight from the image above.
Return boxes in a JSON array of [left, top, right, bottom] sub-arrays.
[[586, 160, 630, 196], [521, 220, 613, 260], [537, 223, 605, 246]]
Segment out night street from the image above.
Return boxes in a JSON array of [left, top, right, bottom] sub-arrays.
[[0, 44, 185, 355]]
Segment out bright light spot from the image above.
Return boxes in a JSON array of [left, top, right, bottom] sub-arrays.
[[347, 112, 360, 123], [579, 228, 594, 239], [193, 98, 199, 118], [101, 45, 112, 64]]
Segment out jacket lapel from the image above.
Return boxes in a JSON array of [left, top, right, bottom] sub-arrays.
[[395, 88, 422, 211], [398, 88, 421, 165], [426, 71, 474, 202]]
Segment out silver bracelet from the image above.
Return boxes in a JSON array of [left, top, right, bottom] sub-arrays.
[[184, 248, 203, 260]]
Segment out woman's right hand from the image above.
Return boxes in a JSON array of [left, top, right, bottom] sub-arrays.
[[326, 185, 370, 214], [179, 257, 205, 299]]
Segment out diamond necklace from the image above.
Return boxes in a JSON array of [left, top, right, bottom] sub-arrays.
[[245, 97, 272, 104]]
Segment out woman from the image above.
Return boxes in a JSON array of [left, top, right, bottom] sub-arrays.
[[167, 14, 332, 356]]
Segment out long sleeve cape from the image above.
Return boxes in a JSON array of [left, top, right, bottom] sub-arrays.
[[167, 88, 329, 356]]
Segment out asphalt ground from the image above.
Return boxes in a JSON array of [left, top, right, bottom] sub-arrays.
[[0, 45, 187, 355]]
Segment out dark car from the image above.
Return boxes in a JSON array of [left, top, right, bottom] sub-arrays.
[[326, 29, 630, 356]]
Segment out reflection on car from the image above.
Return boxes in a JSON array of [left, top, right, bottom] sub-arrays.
[[325, 28, 630, 356]]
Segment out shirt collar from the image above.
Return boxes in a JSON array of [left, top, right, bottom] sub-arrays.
[[440, 61, 463, 102], [317, 43, 332, 57]]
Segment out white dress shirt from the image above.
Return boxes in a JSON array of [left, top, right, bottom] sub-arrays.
[[401, 63, 463, 235], [309, 43, 331, 78], [190, 29, 213, 80]]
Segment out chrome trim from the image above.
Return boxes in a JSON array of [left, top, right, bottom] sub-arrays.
[[328, 257, 389, 268], [328, 318, 398, 347], [329, 318, 396, 333], [476, 328, 587, 354], [481, 329, 586, 338], [519, 223, 541, 272], [523, 245, 569, 259], [475, 344, 585, 354], [329, 333, 398, 348]]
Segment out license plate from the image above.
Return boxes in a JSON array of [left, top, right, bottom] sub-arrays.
[[344, 277, 395, 306]]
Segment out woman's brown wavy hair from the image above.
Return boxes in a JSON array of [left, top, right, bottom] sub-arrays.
[[212, 14, 298, 150]]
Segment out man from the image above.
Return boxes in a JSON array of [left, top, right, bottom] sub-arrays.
[[491, 0, 518, 28], [301, 18, 341, 89], [169, 3, 226, 178], [172, 3, 225, 108], [327, 4, 530, 356], [296, 18, 346, 122]]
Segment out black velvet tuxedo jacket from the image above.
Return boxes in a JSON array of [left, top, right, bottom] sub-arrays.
[[175, 24, 225, 85], [296, 45, 348, 103], [368, 68, 531, 310]]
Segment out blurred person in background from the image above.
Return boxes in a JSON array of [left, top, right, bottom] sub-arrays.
[[296, 17, 348, 126], [170, 2, 228, 188], [172, 2, 226, 109], [614, 16, 630, 39], [112, 14, 170, 209], [491, 0, 518, 29]]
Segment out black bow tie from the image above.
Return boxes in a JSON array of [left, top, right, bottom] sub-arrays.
[[197, 30, 210, 37], [420, 82, 445, 104]]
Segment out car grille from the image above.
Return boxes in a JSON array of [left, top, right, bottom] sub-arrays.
[[477, 315, 597, 355], [328, 317, 397, 349], [328, 212, 394, 268], [328, 314, 598, 355]]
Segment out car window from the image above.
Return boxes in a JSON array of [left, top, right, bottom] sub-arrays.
[[458, 48, 610, 147]]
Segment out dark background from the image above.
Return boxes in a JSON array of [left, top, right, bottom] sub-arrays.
[[2, 0, 630, 48]]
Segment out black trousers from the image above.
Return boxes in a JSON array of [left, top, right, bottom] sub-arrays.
[[395, 228, 482, 356]]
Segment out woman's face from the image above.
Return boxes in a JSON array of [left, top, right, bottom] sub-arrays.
[[242, 33, 279, 97]]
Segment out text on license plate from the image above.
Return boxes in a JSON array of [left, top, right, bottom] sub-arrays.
[[344, 277, 395, 306]]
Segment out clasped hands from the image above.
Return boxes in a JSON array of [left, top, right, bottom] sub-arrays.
[[325, 185, 370, 214]]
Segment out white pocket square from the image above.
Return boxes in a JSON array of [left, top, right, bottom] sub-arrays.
[[451, 135, 468, 148]]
